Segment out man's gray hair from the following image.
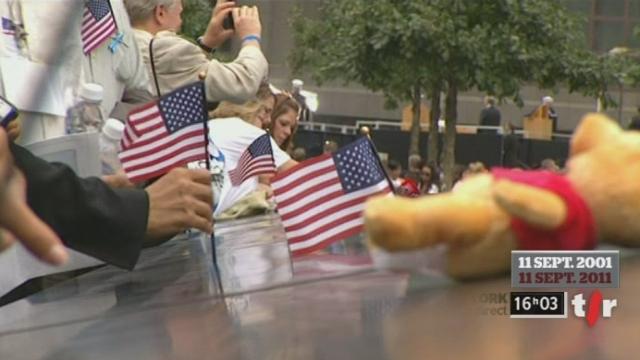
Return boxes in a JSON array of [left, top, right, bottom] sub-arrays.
[[484, 95, 496, 106], [124, 0, 176, 25]]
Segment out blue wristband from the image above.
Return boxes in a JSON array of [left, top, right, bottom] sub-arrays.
[[242, 35, 261, 44]]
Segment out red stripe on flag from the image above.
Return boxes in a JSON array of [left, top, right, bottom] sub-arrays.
[[122, 130, 134, 149], [120, 125, 204, 160], [282, 190, 384, 232], [229, 155, 275, 185], [125, 104, 160, 140], [277, 177, 341, 209], [119, 131, 169, 162], [128, 102, 158, 120], [273, 164, 335, 197], [236, 162, 276, 181], [84, 19, 115, 48], [131, 111, 162, 127], [122, 139, 206, 172], [243, 166, 276, 178], [120, 122, 172, 150], [127, 153, 205, 183], [272, 153, 332, 182], [234, 157, 275, 177]]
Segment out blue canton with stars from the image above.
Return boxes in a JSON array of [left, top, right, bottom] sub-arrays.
[[158, 82, 207, 133], [87, 0, 112, 20], [333, 137, 386, 193], [248, 133, 273, 157]]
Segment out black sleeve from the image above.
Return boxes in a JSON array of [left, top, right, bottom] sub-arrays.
[[9, 142, 149, 270]]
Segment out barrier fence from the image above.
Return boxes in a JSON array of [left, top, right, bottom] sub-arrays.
[[296, 121, 570, 169]]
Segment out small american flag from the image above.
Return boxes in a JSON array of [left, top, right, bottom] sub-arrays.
[[229, 133, 276, 186], [2, 17, 15, 35], [272, 137, 392, 257], [81, 0, 117, 54], [119, 82, 208, 182]]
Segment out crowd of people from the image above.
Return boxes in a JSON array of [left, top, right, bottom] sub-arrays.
[[384, 153, 566, 198]]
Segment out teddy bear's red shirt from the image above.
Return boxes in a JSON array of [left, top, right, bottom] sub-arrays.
[[492, 168, 597, 251]]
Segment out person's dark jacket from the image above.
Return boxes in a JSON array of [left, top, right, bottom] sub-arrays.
[[10, 143, 149, 269], [479, 106, 501, 134], [502, 133, 519, 168], [548, 107, 558, 133], [480, 106, 501, 127]]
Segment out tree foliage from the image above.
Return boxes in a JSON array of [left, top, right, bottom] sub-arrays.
[[290, 0, 614, 188], [181, 0, 213, 41]]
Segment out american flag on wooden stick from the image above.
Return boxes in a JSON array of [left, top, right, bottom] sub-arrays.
[[272, 137, 393, 257], [229, 133, 276, 186], [81, 0, 117, 54], [119, 82, 208, 182]]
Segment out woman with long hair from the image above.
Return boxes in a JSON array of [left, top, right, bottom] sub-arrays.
[[269, 93, 300, 151]]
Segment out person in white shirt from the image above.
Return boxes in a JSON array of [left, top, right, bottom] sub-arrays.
[[0, 1, 152, 144], [208, 99, 296, 217], [0, 2, 81, 143], [82, 0, 154, 120]]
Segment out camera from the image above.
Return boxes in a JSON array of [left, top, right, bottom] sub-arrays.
[[222, 10, 234, 30]]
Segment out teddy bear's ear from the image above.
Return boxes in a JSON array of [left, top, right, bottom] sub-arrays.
[[570, 113, 621, 156]]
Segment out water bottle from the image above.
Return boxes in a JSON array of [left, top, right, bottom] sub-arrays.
[[65, 83, 105, 134], [99, 118, 125, 175]]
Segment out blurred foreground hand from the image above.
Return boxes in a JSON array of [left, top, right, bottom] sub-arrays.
[[0, 128, 68, 265]]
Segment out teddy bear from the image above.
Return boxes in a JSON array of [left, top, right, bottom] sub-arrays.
[[364, 113, 640, 279]]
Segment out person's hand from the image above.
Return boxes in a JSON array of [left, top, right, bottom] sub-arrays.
[[102, 172, 134, 189], [256, 182, 274, 199], [233, 6, 262, 46], [6, 119, 21, 142], [200, 0, 236, 50], [0, 129, 67, 265], [144, 168, 214, 241]]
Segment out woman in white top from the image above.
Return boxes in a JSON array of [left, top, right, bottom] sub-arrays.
[[208, 99, 296, 217]]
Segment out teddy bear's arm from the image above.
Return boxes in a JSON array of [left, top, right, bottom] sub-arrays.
[[492, 179, 567, 230]]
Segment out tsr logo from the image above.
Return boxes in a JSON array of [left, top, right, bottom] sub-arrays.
[[571, 290, 617, 327]]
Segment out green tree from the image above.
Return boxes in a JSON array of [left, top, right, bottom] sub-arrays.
[[290, 0, 442, 158], [420, 0, 610, 187], [181, 0, 213, 41], [290, 0, 610, 189]]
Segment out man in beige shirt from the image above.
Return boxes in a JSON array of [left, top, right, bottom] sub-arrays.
[[124, 0, 267, 103]]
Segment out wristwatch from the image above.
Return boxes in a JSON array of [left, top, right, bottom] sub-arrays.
[[196, 36, 215, 54]]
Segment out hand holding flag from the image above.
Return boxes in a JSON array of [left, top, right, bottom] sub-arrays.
[[119, 82, 208, 183]]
